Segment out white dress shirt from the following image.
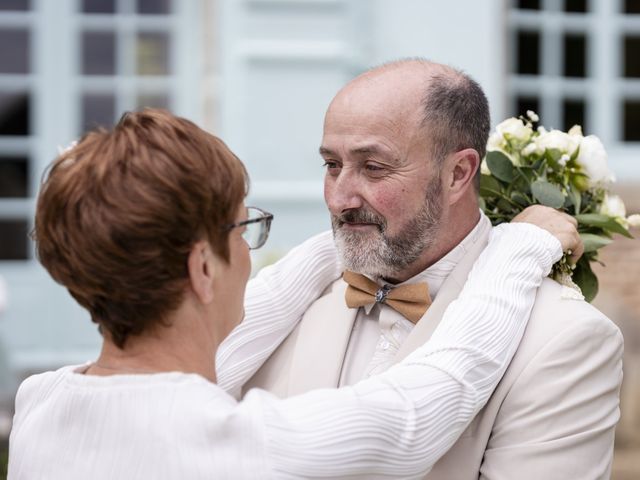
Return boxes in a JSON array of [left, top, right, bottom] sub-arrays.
[[9, 224, 560, 479], [340, 213, 491, 386]]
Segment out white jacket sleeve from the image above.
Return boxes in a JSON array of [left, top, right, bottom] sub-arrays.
[[216, 230, 341, 397], [240, 223, 562, 479]]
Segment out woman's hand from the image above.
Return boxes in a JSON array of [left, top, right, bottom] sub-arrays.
[[512, 205, 584, 264]]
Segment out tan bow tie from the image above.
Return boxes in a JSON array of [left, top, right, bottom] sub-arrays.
[[343, 270, 431, 324]]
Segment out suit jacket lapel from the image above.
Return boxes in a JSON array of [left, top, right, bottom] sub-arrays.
[[287, 279, 358, 395], [394, 223, 492, 363]]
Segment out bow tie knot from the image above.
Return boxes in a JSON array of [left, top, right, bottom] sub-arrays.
[[343, 270, 431, 324]]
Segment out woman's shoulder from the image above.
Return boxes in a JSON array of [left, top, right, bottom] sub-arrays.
[[13, 365, 84, 422]]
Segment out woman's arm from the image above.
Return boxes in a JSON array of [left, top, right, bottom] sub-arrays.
[[243, 221, 564, 478], [216, 230, 341, 397]]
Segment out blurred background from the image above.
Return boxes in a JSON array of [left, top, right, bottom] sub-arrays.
[[0, 0, 639, 477]]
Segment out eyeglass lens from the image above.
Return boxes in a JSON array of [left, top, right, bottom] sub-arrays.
[[242, 208, 271, 249]]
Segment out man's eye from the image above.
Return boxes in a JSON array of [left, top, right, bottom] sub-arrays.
[[323, 161, 341, 170], [365, 163, 385, 173]]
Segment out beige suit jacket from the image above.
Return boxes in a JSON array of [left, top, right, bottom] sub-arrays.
[[246, 227, 624, 480]]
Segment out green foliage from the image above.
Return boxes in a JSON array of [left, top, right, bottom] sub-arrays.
[[531, 180, 565, 209]]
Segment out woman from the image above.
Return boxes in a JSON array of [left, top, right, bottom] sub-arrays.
[[8, 109, 579, 479]]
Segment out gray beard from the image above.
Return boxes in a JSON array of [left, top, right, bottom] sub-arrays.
[[331, 182, 443, 279]]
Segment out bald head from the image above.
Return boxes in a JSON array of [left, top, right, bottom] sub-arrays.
[[327, 59, 490, 170]]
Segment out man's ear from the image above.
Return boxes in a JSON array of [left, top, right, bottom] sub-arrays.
[[187, 240, 217, 304], [445, 148, 480, 205]]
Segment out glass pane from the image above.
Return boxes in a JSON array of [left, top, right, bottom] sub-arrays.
[[517, 0, 540, 9], [82, 0, 115, 13], [515, 97, 540, 118], [0, 157, 28, 197], [563, 34, 586, 77], [82, 31, 116, 75], [0, 220, 28, 260], [0, 92, 29, 136], [137, 0, 170, 14], [565, 0, 587, 12], [563, 99, 586, 132], [136, 94, 169, 110], [623, 100, 640, 141], [136, 32, 170, 75], [624, 0, 640, 14], [624, 36, 640, 78], [0, 0, 29, 11], [516, 31, 540, 75], [82, 93, 115, 133], [0, 29, 29, 74]]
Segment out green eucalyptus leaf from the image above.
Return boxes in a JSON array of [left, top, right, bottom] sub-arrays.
[[510, 191, 530, 207], [531, 180, 565, 208], [486, 151, 515, 182], [512, 174, 532, 194], [531, 159, 544, 171], [580, 233, 613, 253], [575, 213, 633, 238], [572, 257, 598, 302], [479, 174, 503, 197], [497, 198, 515, 212], [518, 166, 537, 183], [568, 186, 581, 214]]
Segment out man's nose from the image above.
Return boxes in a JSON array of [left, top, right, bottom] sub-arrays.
[[324, 169, 364, 213]]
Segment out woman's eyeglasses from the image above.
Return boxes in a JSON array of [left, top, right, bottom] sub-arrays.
[[226, 207, 274, 250]]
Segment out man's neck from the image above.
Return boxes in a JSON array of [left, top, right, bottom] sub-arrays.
[[384, 209, 481, 283]]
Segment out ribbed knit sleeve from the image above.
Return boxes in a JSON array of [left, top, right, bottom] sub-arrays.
[[243, 223, 561, 479], [216, 230, 342, 397]]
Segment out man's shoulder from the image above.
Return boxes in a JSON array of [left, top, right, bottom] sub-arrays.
[[501, 277, 623, 386], [528, 278, 621, 339]]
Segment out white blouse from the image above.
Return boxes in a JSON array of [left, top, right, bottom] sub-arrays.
[[8, 223, 560, 479]]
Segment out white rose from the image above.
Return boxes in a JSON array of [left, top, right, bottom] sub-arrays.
[[486, 131, 505, 152], [496, 118, 532, 144], [575, 135, 615, 187], [535, 129, 580, 156], [626, 214, 640, 228], [600, 193, 627, 219], [522, 142, 543, 157]]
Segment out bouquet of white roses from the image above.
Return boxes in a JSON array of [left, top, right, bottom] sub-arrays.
[[480, 111, 639, 302]]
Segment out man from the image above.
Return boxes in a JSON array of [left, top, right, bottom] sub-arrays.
[[221, 59, 623, 479]]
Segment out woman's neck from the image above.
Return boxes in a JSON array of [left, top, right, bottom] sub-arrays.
[[88, 306, 221, 382]]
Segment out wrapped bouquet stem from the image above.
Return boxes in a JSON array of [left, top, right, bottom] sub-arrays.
[[480, 111, 639, 302]]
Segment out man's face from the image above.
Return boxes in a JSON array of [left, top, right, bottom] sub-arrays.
[[320, 84, 445, 280]]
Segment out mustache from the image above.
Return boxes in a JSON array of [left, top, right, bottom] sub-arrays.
[[332, 209, 387, 232]]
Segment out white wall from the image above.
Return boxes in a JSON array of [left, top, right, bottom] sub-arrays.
[[370, 0, 507, 126]]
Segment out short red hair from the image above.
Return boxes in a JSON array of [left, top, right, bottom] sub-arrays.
[[34, 109, 247, 348]]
